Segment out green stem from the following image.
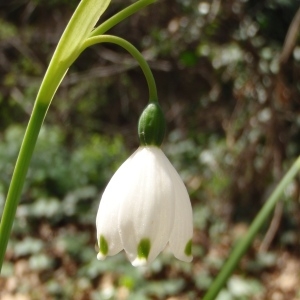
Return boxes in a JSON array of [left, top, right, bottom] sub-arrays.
[[203, 156, 300, 300], [89, 0, 157, 37], [0, 101, 48, 267], [81, 35, 158, 102]]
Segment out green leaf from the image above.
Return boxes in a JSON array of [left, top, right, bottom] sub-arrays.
[[89, 0, 157, 37], [37, 0, 111, 106], [54, 0, 111, 65]]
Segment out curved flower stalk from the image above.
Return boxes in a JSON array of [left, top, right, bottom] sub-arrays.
[[96, 104, 193, 266]]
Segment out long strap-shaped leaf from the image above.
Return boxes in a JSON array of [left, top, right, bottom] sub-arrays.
[[38, 0, 111, 106]]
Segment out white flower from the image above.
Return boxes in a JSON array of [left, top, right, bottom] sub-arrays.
[[96, 146, 193, 266]]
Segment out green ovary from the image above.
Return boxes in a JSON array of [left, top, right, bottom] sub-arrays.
[[138, 103, 166, 146], [184, 239, 192, 256], [99, 235, 109, 256], [137, 238, 151, 260]]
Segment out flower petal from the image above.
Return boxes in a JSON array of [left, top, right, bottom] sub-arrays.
[[167, 163, 193, 262], [96, 151, 136, 259], [118, 147, 175, 265]]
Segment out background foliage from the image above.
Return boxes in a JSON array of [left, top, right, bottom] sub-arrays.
[[1, 0, 300, 299]]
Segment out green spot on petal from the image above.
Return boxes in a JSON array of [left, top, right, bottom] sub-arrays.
[[99, 235, 108, 256], [184, 239, 192, 256], [137, 238, 151, 260]]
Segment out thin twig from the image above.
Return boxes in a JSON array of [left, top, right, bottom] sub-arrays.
[[259, 200, 283, 252], [279, 7, 300, 65]]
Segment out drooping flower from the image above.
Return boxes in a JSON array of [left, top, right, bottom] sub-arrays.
[[96, 103, 193, 266]]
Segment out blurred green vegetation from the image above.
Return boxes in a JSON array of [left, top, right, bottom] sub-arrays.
[[1, 0, 300, 299]]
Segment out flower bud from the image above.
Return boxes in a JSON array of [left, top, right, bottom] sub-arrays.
[[138, 102, 166, 146]]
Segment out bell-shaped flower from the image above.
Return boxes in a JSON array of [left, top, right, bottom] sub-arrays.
[[96, 146, 193, 266]]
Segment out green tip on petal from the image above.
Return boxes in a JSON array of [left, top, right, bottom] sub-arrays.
[[137, 238, 151, 260], [184, 239, 192, 256], [99, 235, 109, 256]]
